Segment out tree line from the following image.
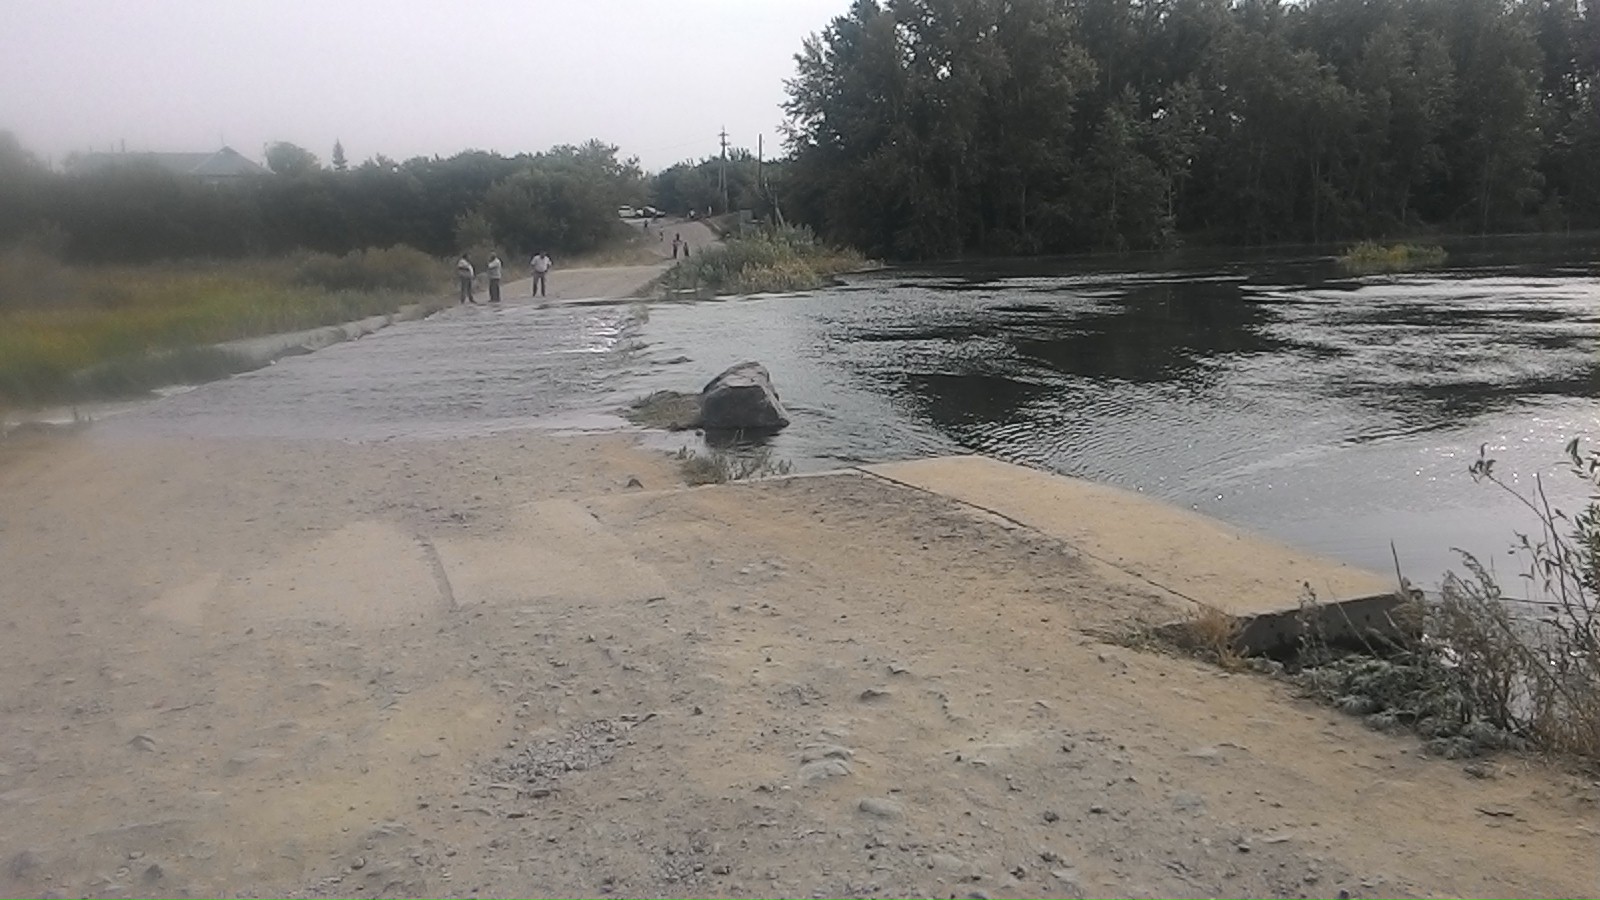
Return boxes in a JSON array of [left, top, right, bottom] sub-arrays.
[[780, 0, 1600, 259], [0, 135, 647, 263]]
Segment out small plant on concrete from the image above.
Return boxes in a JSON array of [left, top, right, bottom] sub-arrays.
[[673, 445, 793, 486]]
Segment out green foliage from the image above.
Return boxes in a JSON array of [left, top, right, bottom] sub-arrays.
[[0, 138, 643, 265], [1337, 241, 1449, 274], [292, 245, 441, 293], [265, 142, 320, 177], [661, 225, 868, 296], [782, 0, 1600, 258]]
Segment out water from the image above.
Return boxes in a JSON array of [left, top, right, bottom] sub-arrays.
[[109, 239, 1600, 589]]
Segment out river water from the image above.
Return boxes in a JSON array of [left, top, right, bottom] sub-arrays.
[[112, 238, 1599, 589]]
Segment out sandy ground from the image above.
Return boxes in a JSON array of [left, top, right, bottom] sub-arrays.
[[0, 422, 1597, 899]]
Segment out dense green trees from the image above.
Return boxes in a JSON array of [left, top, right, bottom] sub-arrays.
[[0, 136, 643, 263], [781, 0, 1600, 258]]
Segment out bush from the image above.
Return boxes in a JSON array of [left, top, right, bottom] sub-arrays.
[[293, 245, 441, 293], [661, 225, 869, 296]]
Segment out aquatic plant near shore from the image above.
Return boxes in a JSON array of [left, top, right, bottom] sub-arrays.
[[1337, 241, 1448, 274]]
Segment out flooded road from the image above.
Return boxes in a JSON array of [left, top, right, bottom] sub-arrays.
[[108, 240, 1600, 588]]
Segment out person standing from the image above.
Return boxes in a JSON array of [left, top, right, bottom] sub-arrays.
[[672, 233, 682, 259], [456, 253, 475, 304], [486, 252, 503, 304], [530, 250, 551, 298]]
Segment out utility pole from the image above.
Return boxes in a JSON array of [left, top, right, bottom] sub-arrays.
[[757, 134, 763, 194], [719, 126, 729, 214]]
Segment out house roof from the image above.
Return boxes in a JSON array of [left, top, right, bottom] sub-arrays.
[[69, 146, 269, 178]]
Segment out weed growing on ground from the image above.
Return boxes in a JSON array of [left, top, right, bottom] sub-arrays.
[[1165, 605, 1248, 671], [674, 445, 793, 486]]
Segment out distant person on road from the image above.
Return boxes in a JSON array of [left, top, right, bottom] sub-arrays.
[[530, 251, 551, 298], [486, 252, 503, 303], [456, 253, 475, 304], [672, 233, 682, 259]]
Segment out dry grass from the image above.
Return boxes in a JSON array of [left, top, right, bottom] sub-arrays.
[[673, 445, 793, 486], [1165, 604, 1248, 670]]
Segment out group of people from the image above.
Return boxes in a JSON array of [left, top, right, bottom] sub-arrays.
[[455, 251, 552, 304]]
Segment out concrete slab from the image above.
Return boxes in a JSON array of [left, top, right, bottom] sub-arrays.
[[431, 498, 669, 608], [865, 456, 1403, 650]]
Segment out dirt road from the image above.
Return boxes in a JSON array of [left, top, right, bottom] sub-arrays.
[[501, 220, 718, 304], [0, 421, 1595, 899]]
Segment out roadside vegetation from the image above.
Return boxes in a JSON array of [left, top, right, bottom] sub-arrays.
[[0, 244, 447, 405], [1158, 440, 1600, 765], [660, 225, 869, 296], [1336, 241, 1449, 274]]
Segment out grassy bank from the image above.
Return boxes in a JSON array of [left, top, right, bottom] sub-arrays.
[[1337, 241, 1448, 274], [660, 225, 870, 296], [0, 246, 448, 406]]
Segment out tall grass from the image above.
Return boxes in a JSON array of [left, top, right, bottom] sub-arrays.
[[0, 245, 449, 405], [661, 225, 869, 296]]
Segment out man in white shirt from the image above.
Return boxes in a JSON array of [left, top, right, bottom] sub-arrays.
[[486, 253, 503, 303], [530, 251, 551, 298], [456, 253, 475, 304]]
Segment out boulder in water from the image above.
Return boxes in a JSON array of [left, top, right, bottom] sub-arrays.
[[699, 362, 790, 431]]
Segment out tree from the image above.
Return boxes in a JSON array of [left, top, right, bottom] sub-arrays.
[[265, 142, 320, 177], [332, 140, 348, 172]]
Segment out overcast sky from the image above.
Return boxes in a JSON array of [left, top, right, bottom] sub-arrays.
[[1, 0, 846, 172]]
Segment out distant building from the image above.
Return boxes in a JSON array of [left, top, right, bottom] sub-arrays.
[[66, 146, 269, 183]]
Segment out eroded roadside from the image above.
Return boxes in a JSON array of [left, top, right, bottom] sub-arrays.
[[0, 427, 1594, 899]]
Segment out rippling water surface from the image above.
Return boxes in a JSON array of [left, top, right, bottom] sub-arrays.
[[113, 239, 1599, 587]]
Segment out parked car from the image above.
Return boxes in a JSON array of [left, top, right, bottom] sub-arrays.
[[638, 205, 661, 219], [616, 205, 636, 218]]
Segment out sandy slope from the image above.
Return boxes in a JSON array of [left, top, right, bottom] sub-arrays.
[[0, 425, 1594, 899]]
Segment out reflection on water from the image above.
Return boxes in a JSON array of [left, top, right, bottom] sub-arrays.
[[622, 243, 1599, 587], [110, 239, 1599, 589]]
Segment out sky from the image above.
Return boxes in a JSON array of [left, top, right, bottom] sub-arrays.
[[0, 0, 847, 172]]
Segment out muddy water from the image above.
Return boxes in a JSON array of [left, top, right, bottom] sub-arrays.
[[108, 239, 1599, 588]]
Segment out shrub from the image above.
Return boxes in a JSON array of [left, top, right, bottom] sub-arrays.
[[661, 225, 869, 296]]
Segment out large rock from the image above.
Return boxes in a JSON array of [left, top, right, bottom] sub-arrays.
[[699, 362, 790, 431]]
